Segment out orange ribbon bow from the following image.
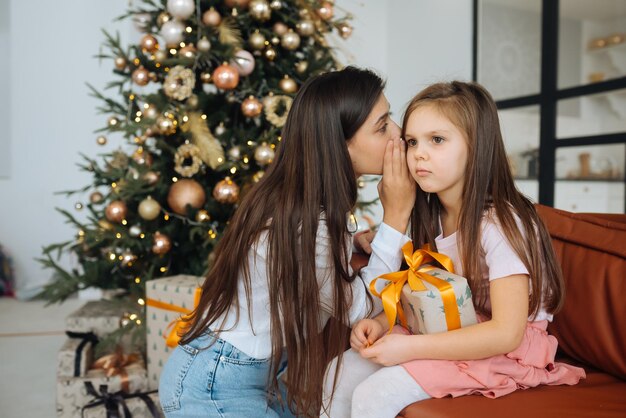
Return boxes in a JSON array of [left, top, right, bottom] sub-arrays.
[[370, 242, 461, 333], [146, 287, 202, 348], [90, 347, 141, 392]]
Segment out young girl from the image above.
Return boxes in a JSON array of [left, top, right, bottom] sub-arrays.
[[321, 81, 586, 418], [158, 67, 415, 418]]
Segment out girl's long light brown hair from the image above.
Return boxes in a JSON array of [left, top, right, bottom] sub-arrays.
[[402, 81, 564, 319], [180, 67, 384, 416]]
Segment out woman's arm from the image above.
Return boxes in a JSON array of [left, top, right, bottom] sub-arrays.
[[359, 274, 529, 366]]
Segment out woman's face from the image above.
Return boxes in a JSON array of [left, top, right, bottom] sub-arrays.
[[347, 94, 401, 177]]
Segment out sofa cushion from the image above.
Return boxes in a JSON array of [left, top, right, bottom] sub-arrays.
[[535, 205, 626, 380]]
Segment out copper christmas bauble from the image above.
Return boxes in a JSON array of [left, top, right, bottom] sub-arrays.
[[281, 30, 300, 50], [105, 200, 128, 223], [249, 31, 266, 50], [279, 75, 297, 93], [273, 22, 288, 36], [213, 178, 240, 204], [254, 142, 275, 165], [241, 96, 263, 118], [200, 71, 212, 84], [296, 19, 315, 36], [195, 209, 211, 222], [225, 0, 250, 8], [114, 56, 127, 70], [179, 44, 196, 59], [90, 191, 104, 204], [167, 179, 207, 215], [132, 67, 150, 86], [138, 197, 161, 220], [231, 49, 255, 76], [317, 2, 334, 20], [264, 47, 277, 61], [152, 232, 172, 255], [120, 250, 137, 268], [202, 8, 221, 26], [249, 0, 271, 21], [212, 63, 239, 90], [140, 34, 159, 52]]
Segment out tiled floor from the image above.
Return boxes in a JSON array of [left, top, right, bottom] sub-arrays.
[[0, 297, 84, 418]]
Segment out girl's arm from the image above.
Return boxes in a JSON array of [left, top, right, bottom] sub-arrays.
[[359, 274, 529, 366]]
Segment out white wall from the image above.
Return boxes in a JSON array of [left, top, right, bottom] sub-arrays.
[[0, 0, 473, 297], [0, 0, 9, 178]]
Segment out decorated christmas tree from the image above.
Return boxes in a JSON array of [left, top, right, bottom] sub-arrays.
[[38, 0, 361, 336]]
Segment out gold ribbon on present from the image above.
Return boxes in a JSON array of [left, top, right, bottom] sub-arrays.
[[146, 287, 202, 348], [90, 347, 141, 393], [370, 242, 461, 333]]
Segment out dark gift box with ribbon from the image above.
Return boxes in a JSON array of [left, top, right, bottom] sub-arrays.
[[56, 348, 149, 418], [145, 275, 203, 390], [81, 383, 162, 418], [371, 242, 478, 335]]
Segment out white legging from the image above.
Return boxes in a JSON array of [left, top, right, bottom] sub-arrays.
[[320, 349, 431, 418]]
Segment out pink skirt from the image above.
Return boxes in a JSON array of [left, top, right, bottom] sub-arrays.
[[399, 320, 586, 399]]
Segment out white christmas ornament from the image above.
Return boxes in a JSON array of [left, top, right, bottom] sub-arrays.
[[167, 0, 195, 20], [160, 20, 186, 47]]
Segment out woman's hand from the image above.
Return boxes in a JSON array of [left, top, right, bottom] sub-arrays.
[[350, 318, 385, 351], [379, 138, 415, 234], [358, 333, 418, 366]]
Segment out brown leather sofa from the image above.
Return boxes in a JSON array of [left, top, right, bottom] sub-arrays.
[[397, 205, 626, 417]]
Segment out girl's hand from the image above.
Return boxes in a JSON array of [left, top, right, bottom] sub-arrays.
[[358, 333, 417, 366], [350, 319, 385, 351], [354, 229, 376, 254], [379, 139, 416, 234]]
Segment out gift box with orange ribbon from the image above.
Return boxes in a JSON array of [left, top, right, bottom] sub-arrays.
[[145, 275, 203, 390], [56, 348, 149, 418], [371, 242, 477, 335]]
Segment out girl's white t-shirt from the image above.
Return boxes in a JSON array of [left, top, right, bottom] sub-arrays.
[[212, 220, 410, 359], [434, 213, 553, 322]]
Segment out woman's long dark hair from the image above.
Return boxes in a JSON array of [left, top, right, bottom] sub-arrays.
[[403, 81, 564, 319], [181, 67, 385, 416]]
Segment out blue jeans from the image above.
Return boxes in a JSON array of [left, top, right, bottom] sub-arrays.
[[159, 332, 297, 418]]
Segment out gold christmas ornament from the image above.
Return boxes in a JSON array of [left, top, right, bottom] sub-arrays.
[[152, 232, 172, 255], [154, 50, 168, 62], [114, 56, 127, 70], [264, 47, 277, 61], [263, 94, 292, 127], [143, 170, 160, 185], [273, 22, 288, 36], [157, 12, 171, 26], [198, 37, 211, 52], [132, 67, 150, 86], [140, 34, 159, 52], [317, 2, 334, 20], [105, 200, 128, 223], [254, 142, 275, 165], [249, 30, 266, 50], [143, 104, 158, 119], [132, 149, 153, 166], [338, 22, 353, 39], [296, 19, 315, 36], [200, 71, 212, 84], [295, 60, 308, 74], [279, 75, 298, 93], [195, 209, 211, 222], [90, 191, 104, 204], [213, 177, 240, 204], [138, 196, 161, 220], [241, 96, 263, 118], [98, 219, 114, 231], [249, 0, 271, 21], [202, 8, 222, 27], [163, 65, 195, 101], [212, 63, 240, 90], [168, 179, 207, 215], [179, 44, 197, 59], [108, 116, 120, 127], [271, 36, 280, 45], [157, 116, 177, 135], [281, 30, 301, 50], [174, 143, 203, 177], [96, 135, 107, 146]]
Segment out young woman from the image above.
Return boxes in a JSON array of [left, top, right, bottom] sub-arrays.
[[158, 66, 415, 417]]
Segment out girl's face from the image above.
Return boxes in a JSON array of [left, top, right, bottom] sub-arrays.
[[404, 104, 469, 204], [347, 94, 401, 177]]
